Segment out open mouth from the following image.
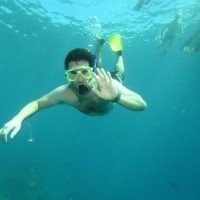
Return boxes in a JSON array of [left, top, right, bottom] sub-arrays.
[[78, 84, 89, 95]]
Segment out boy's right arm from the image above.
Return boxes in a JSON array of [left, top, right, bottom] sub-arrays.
[[0, 85, 67, 143], [0, 101, 39, 143]]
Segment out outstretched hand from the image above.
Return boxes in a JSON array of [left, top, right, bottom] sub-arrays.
[[0, 119, 21, 143], [91, 68, 118, 101]]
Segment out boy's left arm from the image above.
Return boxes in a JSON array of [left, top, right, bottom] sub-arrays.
[[92, 68, 147, 111], [114, 80, 147, 111]]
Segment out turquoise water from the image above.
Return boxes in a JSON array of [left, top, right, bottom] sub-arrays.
[[0, 0, 200, 199]]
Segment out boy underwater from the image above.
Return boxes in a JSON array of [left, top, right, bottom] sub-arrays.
[[0, 34, 147, 143]]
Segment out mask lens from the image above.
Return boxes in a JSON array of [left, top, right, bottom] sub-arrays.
[[81, 68, 92, 79], [65, 67, 92, 82], [68, 70, 77, 80]]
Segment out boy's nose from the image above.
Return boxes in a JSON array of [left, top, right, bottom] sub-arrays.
[[77, 74, 84, 82]]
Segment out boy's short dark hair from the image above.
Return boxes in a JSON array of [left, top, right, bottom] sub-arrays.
[[64, 48, 94, 70]]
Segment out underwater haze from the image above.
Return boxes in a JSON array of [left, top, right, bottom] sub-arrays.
[[0, 0, 200, 199]]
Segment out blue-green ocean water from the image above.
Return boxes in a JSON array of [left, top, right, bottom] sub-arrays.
[[0, 0, 200, 199]]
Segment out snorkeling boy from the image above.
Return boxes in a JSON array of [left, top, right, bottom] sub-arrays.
[[0, 34, 147, 143]]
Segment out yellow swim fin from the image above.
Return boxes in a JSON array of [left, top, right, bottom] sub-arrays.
[[108, 34, 123, 52]]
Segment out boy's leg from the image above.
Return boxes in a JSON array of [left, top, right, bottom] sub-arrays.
[[114, 51, 124, 73], [110, 50, 124, 84]]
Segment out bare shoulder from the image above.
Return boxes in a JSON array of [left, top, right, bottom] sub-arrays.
[[48, 84, 75, 103], [37, 84, 74, 107], [52, 84, 69, 94]]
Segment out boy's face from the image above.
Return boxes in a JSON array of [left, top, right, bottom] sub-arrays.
[[67, 60, 93, 95]]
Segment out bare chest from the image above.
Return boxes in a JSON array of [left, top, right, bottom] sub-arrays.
[[75, 95, 113, 116], [62, 86, 114, 115]]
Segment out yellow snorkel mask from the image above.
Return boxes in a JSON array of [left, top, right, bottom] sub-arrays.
[[65, 66, 93, 82]]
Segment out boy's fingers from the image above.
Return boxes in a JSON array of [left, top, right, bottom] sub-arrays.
[[1, 133, 7, 143], [10, 127, 20, 139]]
